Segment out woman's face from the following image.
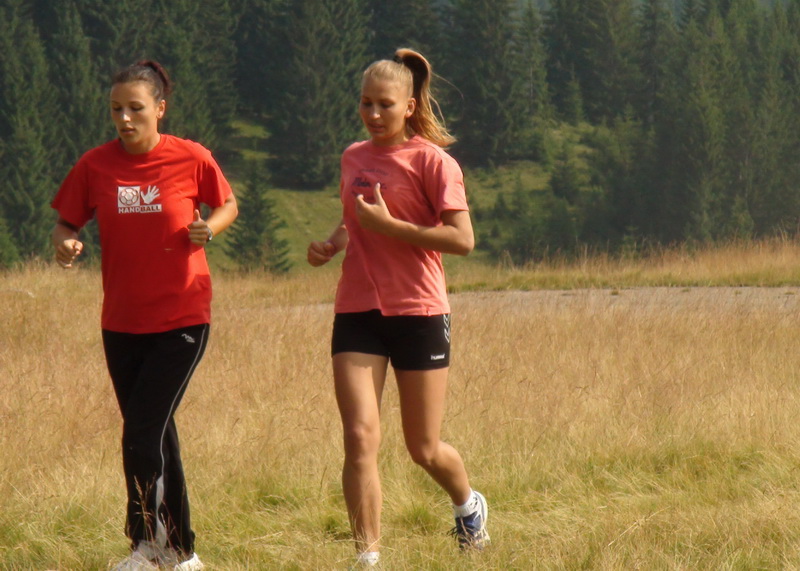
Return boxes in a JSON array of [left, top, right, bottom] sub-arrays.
[[359, 75, 415, 147], [110, 81, 165, 154]]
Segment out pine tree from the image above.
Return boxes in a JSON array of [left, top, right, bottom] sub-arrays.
[[635, 0, 678, 128], [778, 0, 800, 191], [518, 2, 551, 119], [501, 185, 542, 263], [583, 116, 651, 246], [544, 0, 587, 119], [784, 1, 800, 108], [193, 0, 238, 144], [266, 0, 369, 188], [0, 0, 59, 259], [549, 147, 583, 206], [158, 11, 217, 147], [42, 0, 107, 260], [579, 0, 640, 121], [0, 215, 21, 269], [680, 0, 710, 27], [367, 0, 441, 58], [672, 16, 728, 241], [748, 2, 800, 233], [563, 72, 585, 125], [631, 0, 679, 241], [79, 0, 156, 75], [444, 0, 527, 166], [47, 0, 108, 174], [545, 0, 638, 122], [148, 0, 238, 149], [515, 1, 553, 160], [503, 191, 579, 263], [181, 0, 238, 145], [233, 0, 283, 116], [714, 0, 764, 238], [645, 18, 702, 242], [224, 162, 291, 273]]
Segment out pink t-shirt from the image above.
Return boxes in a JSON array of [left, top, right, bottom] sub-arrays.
[[52, 135, 232, 333], [335, 136, 469, 316]]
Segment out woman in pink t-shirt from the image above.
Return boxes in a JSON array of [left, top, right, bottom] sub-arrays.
[[308, 48, 489, 567]]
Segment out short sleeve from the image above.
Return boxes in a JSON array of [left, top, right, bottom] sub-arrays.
[[196, 149, 233, 208], [425, 149, 469, 216], [51, 158, 95, 229]]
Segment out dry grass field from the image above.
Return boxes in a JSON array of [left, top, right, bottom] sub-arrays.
[[4, 240, 800, 570]]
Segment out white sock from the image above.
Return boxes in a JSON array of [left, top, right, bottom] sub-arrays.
[[453, 490, 477, 517], [356, 551, 380, 566]]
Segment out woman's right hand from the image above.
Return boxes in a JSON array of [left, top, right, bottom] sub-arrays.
[[307, 240, 336, 267], [54, 238, 84, 268], [52, 221, 84, 269]]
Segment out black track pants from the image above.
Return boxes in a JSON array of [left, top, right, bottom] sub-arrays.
[[102, 324, 209, 556]]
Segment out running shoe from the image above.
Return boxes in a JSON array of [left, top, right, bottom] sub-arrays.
[[450, 490, 490, 550], [350, 551, 380, 568], [173, 553, 205, 571], [109, 550, 158, 571]]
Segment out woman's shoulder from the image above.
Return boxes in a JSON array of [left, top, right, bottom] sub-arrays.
[[343, 139, 371, 154], [342, 137, 460, 170], [160, 136, 229, 172], [162, 134, 214, 159], [408, 136, 461, 168], [70, 139, 123, 169]]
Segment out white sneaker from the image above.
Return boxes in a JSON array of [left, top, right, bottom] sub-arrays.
[[136, 540, 177, 565], [174, 553, 204, 571], [450, 490, 490, 551], [351, 551, 380, 568], [109, 550, 159, 571]]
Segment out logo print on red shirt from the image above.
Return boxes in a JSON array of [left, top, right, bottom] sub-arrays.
[[117, 185, 163, 214]]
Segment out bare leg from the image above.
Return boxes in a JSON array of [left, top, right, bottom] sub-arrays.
[[333, 352, 388, 554], [395, 367, 471, 506]]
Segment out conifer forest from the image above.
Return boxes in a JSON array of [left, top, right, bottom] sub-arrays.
[[1, 0, 799, 267]]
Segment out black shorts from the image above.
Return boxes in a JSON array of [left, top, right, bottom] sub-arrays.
[[332, 310, 451, 370]]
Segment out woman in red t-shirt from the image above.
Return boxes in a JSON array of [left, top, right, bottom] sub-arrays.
[[51, 60, 237, 571], [307, 48, 489, 568]]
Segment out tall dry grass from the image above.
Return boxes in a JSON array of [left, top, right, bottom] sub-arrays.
[[447, 237, 800, 291], [3, 241, 800, 569]]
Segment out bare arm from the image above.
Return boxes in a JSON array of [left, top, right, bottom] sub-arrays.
[[307, 219, 349, 267], [188, 193, 239, 245], [355, 184, 474, 256], [51, 218, 84, 268]]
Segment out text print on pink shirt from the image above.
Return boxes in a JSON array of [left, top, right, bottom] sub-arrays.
[[350, 178, 390, 204]]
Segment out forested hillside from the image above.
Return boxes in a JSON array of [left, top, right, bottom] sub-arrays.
[[1, 0, 799, 269]]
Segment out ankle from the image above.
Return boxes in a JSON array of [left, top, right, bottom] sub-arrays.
[[453, 489, 478, 517], [355, 550, 380, 566]]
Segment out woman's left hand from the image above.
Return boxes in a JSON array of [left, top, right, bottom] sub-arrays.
[[187, 209, 213, 245], [355, 183, 394, 233]]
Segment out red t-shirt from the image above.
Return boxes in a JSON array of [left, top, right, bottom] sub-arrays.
[[52, 135, 232, 333], [335, 136, 469, 316]]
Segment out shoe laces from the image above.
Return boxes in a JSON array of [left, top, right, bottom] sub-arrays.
[[451, 511, 482, 536]]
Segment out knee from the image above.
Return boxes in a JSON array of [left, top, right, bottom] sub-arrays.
[[121, 425, 160, 465], [342, 422, 381, 464], [406, 441, 439, 469]]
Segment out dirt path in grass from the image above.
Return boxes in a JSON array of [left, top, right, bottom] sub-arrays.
[[451, 286, 800, 315]]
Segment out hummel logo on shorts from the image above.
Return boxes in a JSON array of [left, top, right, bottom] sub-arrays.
[[181, 333, 196, 344]]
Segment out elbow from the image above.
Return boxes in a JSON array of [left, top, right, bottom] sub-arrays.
[[229, 195, 239, 219], [452, 235, 474, 256]]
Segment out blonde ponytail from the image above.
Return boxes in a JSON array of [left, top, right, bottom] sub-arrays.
[[362, 48, 455, 147]]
